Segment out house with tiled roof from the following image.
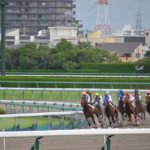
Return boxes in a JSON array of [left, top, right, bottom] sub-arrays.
[[96, 42, 144, 62]]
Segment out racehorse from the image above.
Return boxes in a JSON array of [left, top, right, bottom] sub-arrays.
[[117, 99, 126, 121], [105, 103, 120, 127], [94, 101, 105, 128], [146, 102, 150, 115], [124, 94, 139, 125], [80, 98, 101, 128], [134, 94, 146, 121], [145, 94, 150, 115]]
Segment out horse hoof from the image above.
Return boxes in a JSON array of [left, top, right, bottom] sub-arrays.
[[136, 122, 140, 126]]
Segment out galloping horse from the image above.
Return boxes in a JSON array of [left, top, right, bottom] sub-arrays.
[[80, 97, 101, 128], [146, 102, 150, 115], [145, 92, 150, 115], [134, 94, 146, 121], [124, 94, 139, 125], [105, 103, 120, 127], [117, 98, 126, 121], [94, 101, 105, 127]]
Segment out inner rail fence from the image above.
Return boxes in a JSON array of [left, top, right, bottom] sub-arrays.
[[0, 81, 150, 89], [0, 100, 82, 113], [0, 111, 85, 131], [0, 87, 148, 102]]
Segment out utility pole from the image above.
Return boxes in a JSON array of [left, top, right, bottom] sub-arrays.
[[0, 0, 6, 76]]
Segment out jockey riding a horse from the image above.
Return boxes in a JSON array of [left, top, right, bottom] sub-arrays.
[[81, 90, 94, 108], [134, 89, 142, 101], [81, 91, 102, 109], [125, 92, 135, 108], [117, 89, 125, 103], [117, 89, 125, 116], [103, 91, 115, 108], [93, 92, 103, 114], [94, 93, 103, 105]]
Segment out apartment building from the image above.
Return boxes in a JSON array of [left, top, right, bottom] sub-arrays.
[[4, 0, 79, 35]]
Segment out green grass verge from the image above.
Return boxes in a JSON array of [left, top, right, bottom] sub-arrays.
[[0, 117, 71, 129]]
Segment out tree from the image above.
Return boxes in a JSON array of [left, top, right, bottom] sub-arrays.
[[36, 45, 52, 69], [51, 39, 79, 70]]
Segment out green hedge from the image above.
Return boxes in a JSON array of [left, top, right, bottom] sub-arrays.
[[0, 76, 150, 88], [81, 63, 136, 73], [5, 63, 150, 73]]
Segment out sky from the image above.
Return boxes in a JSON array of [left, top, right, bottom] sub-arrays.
[[75, 0, 150, 33]]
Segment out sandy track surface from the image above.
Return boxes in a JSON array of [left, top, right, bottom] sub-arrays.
[[1, 102, 150, 150], [1, 113, 150, 150]]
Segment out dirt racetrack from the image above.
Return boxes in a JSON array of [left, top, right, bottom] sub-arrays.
[[1, 112, 150, 150]]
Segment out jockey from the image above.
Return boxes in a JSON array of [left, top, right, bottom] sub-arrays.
[[93, 92, 103, 106], [81, 90, 94, 108], [134, 89, 142, 101], [117, 89, 125, 102], [93, 93, 103, 113], [86, 90, 94, 105], [103, 91, 115, 108], [125, 92, 135, 107], [145, 90, 150, 104]]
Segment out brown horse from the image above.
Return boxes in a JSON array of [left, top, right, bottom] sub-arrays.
[[134, 94, 146, 121], [145, 94, 150, 115], [117, 99, 126, 121], [146, 102, 150, 115], [80, 98, 101, 128], [124, 94, 139, 125], [105, 103, 120, 127]]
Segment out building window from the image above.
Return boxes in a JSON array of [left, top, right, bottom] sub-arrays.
[[136, 53, 140, 58], [145, 32, 149, 36]]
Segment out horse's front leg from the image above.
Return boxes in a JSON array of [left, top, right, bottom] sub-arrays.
[[134, 113, 139, 123], [108, 117, 112, 127], [128, 114, 133, 124]]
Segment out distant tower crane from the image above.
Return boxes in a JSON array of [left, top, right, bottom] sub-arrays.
[[95, 0, 111, 36]]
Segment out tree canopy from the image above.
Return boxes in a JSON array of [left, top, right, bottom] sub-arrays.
[[5, 39, 121, 70]]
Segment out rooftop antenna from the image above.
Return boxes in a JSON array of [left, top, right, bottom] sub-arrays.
[[135, 7, 142, 35]]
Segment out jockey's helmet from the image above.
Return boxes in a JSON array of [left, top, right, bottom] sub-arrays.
[[86, 89, 90, 93], [105, 91, 109, 95], [119, 89, 124, 94], [81, 91, 87, 95], [125, 92, 130, 96], [147, 90, 150, 94], [95, 92, 99, 96], [134, 89, 139, 94]]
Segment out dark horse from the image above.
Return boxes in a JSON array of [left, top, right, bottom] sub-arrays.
[[80, 98, 101, 128], [105, 103, 120, 127], [93, 101, 105, 127], [134, 94, 146, 121], [117, 99, 126, 121], [124, 94, 139, 125], [145, 94, 150, 115]]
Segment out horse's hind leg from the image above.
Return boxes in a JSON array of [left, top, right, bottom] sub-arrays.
[[143, 107, 146, 120], [87, 117, 95, 128], [93, 114, 101, 128]]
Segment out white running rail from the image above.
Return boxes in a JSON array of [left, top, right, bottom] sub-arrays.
[[0, 128, 150, 138], [0, 111, 83, 118]]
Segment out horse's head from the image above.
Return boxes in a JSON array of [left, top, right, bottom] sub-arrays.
[[80, 99, 85, 107], [80, 95, 87, 107], [124, 93, 130, 103]]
